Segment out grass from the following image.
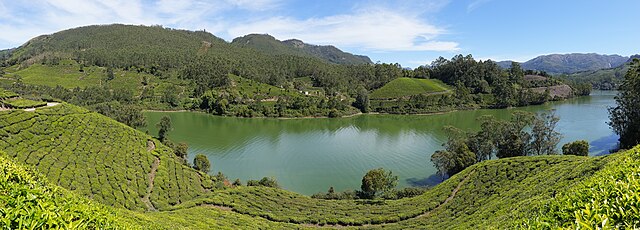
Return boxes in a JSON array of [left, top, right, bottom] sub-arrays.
[[370, 77, 451, 99], [2, 98, 47, 109]]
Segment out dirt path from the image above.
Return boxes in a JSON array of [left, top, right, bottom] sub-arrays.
[[417, 170, 475, 219], [142, 157, 160, 211], [202, 170, 476, 228], [23, 102, 60, 111]]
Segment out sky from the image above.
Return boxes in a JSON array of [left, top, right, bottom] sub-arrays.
[[0, 0, 638, 68]]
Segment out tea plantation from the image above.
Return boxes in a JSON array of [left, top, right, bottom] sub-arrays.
[[1, 98, 638, 229], [0, 103, 216, 211]]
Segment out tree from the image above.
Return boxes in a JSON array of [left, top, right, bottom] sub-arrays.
[[529, 110, 562, 155], [193, 154, 210, 173], [157, 116, 172, 142], [353, 87, 370, 113], [609, 59, 640, 149], [360, 168, 398, 199], [495, 111, 534, 158], [431, 143, 476, 178], [175, 142, 188, 161], [509, 62, 524, 84], [562, 140, 589, 156]]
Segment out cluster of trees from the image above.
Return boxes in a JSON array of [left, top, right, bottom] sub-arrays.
[[431, 110, 578, 177], [609, 59, 640, 149], [428, 55, 565, 108]]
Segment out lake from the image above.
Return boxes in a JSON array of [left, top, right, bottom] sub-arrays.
[[143, 91, 618, 195]]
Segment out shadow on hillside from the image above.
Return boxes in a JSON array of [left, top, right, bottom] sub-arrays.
[[406, 173, 446, 187], [590, 134, 619, 156]]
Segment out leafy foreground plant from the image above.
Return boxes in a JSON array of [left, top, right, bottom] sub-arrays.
[[0, 152, 126, 229], [526, 147, 640, 229]]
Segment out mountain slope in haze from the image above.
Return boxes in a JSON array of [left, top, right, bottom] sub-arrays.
[[231, 34, 372, 65], [560, 55, 639, 89], [497, 53, 628, 74]]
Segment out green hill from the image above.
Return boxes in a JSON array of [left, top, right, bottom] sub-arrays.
[[370, 77, 451, 99], [0, 103, 217, 211], [231, 34, 372, 65]]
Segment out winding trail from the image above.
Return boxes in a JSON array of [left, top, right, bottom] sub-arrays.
[[142, 157, 160, 211], [202, 170, 476, 228]]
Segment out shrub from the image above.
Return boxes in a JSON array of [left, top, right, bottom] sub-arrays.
[[246, 177, 279, 188], [193, 154, 210, 173], [562, 140, 589, 156]]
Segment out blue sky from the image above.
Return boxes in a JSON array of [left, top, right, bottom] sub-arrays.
[[0, 0, 638, 67]]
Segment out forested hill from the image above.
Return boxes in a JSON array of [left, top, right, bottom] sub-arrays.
[[497, 53, 629, 74], [231, 34, 372, 65]]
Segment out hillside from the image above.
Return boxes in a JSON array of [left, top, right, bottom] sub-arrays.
[[231, 34, 372, 65], [370, 77, 450, 99], [1, 99, 638, 228], [0, 103, 217, 211], [497, 53, 629, 74]]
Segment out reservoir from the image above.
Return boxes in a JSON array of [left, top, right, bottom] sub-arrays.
[[143, 91, 617, 195]]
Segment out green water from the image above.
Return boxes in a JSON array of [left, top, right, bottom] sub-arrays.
[[143, 91, 617, 195]]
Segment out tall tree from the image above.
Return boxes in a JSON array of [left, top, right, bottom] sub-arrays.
[[495, 111, 534, 158], [529, 110, 562, 155], [353, 87, 370, 113], [157, 115, 172, 142], [609, 59, 640, 149]]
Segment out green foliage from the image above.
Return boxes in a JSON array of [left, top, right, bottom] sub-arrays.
[[247, 177, 279, 188], [562, 140, 590, 156], [0, 104, 214, 211], [353, 86, 370, 113], [528, 147, 640, 229], [609, 59, 640, 149], [1, 98, 47, 109], [0, 89, 18, 99], [360, 168, 398, 199], [193, 154, 210, 174], [157, 115, 172, 142], [0, 152, 127, 229], [370, 77, 450, 99], [530, 110, 562, 155]]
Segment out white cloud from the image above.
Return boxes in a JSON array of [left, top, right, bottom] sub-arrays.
[[227, 8, 459, 52], [0, 0, 458, 53], [467, 0, 493, 12], [226, 0, 283, 11]]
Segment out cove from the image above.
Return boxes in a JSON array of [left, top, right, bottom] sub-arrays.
[[142, 90, 617, 195]]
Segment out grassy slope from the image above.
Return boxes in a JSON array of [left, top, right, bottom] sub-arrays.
[[0, 103, 215, 211], [370, 77, 450, 99], [1, 101, 638, 229], [5, 60, 159, 93]]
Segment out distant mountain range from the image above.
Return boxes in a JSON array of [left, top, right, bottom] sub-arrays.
[[497, 53, 630, 74], [231, 34, 372, 65]]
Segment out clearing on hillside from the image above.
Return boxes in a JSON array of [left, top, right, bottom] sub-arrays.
[[371, 78, 450, 99]]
